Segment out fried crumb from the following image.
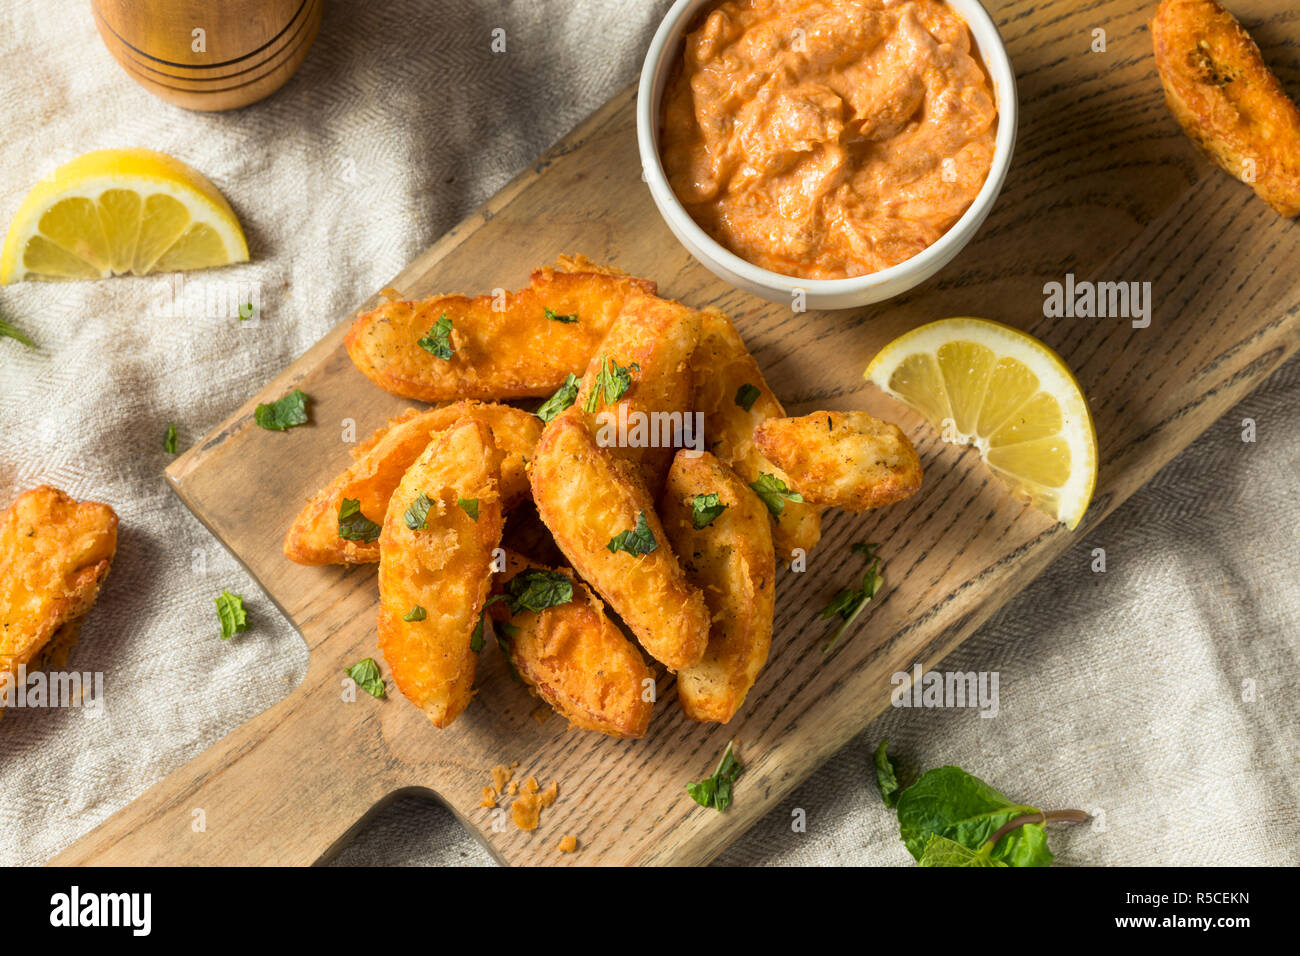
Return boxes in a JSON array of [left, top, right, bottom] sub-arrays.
[[510, 780, 559, 831], [479, 786, 497, 809], [524, 775, 539, 794], [558, 835, 578, 853], [508, 781, 519, 795], [491, 763, 513, 792]]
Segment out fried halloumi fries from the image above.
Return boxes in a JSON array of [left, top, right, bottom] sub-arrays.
[[577, 290, 700, 492], [378, 418, 504, 727], [692, 307, 824, 559], [1, 486, 118, 701], [284, 401, 541, 565], [345, 262, 656, 402], [754, 411, 922, 511], [659, 452, 774, 724], [529, 406, 709, 672], [1151, 0, 1300, 217], [488, 552, 653, 738]]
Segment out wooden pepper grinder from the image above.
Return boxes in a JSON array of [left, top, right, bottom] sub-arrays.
[[91, 0, 323, 111]]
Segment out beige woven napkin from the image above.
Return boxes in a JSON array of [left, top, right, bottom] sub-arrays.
[[2, 0, 1296, 867]]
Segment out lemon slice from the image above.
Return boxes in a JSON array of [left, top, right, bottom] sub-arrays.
[[1, 148, 248, 283], [865, 317, 1098, 529]]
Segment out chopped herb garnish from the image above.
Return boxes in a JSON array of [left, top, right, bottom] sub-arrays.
[[163, 422, 178, 454], [238, 302, 255, 321], [457, 497, 479, 521], [690, 493, 727, 529], [490, 615, 523, 681], [734, 383, 761, 412], [536, 373, 580, 422], [749, 472, 803, 517], [583, 355, 640, 413], [493, 569, 574, 615], [254, 389, 309, 431], [544, 308, 579, 323], [0, 318, 35, 348], [345, 658, 386, 699], [338, 497, 382, 542], [403, 605, 427, 622], [215, 590, 248, 640], [606, 510, 657, 556], [819, 542, 883, 654], [404, 492, 433, 530], [687, 740, 742, 812], [417, 314, 455, 359], [874, 738, 903, 809], [470, 613, 486, 653]]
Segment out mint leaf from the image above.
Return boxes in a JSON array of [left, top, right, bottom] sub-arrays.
[[238, 302, 255, 321], [536, 373, 580, 422], [874, 738, 902, 809], [417, 314, 455, 359], [0, 318, 34, 348], [544, 308, 578, 323], [606, 510, 657, 556], [734, 383, 761, 412], [345, 658, 386, 699], [687, 741, 741, 812], [404, 492, 433, 531], [215, 590, 248, 639], [749, 472, 803, 517], [821, 542, 883, 653], [403, 605, 426, 622], [163, 423, 179, 454], [499, 569, 573, 615], [918, 833, 1006, 867], [338, 497, 382, 542], [690, 493, 727, 529], [583, 356, 639, 413], [254, 389, 309, 431], [457, 497, 479, 521], [896, 766, 1053, 867]]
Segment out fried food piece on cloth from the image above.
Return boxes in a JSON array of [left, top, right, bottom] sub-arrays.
[[576, 290, 700, 493], [1, 486, 118, 704], [378, 418, 504, 727], [284, 401, 540, 565], [528, 405, 709, 672], [691, 307, 823, 559], [1151, 0, 1300, 216], [659, 451, 774, 724], [488, 551, 653, 738], [345, 260, 656, 402], [754, 411, 922, 511]]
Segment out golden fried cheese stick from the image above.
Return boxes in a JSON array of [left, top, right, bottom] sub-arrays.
[[529, 405, 709, 672], [284, 401, 540, 565], [659, 451, 774, 724], [378, 418, 503, 727]]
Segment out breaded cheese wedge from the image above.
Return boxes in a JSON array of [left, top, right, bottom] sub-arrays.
[[1151, 0, 1300, 217], [659, 451, 774, 724], [529, 406, 709, 672], [753, 411, 922, 511], [488, 552, 653, 738], [284, 401, 540, 565], [1, 486, 118, 703], [576, 290, 700, 493], [345, 261, 655, 401], [692, 307, 823, 559], [378, 418, 504, 727]]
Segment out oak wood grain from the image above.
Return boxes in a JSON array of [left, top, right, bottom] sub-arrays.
[[55, 0, 1299, 866]]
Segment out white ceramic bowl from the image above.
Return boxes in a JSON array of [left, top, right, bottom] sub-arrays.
[[637, 0, 1019, 310]]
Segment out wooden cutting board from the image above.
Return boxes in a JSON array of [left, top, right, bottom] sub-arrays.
[[55, 0, 1299, 866]]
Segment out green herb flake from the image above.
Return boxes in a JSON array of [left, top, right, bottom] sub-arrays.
[[820, 542, 883, 654], [238, 302, 255, 321], [687, 740, 742, 812], [404, 492, 433, 531], [734, 383, 761, 412], [918, 833, 1007, 867], [498, 569, 574, 615], [873, 738, 902, 809], [470, 613, 486, 653], [345, 658, 386, 699], [0, 318, 35, 348], [254, 389, 310, 432], [583, 355, 640, 413], [606, 510, 657, 556], [163, 423, 179, 455], [403, 605, 427, 622], [417, 314, 455, 360], [690, 493, 728, 529], [457, 497, 479, 521], [536, 373, 580, 422], [338, 497, 382, 542], [749, 472, 803, 517], [544, 308, 579, 323], [215, 590, 248, 640]]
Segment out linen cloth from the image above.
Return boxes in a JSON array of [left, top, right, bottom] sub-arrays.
[[1, 0, 1296, 867]]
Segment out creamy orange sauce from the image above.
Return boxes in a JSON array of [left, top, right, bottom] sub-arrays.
[[660, 0, 998, 280]]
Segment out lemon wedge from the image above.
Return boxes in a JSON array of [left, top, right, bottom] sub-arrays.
[[865, 317, 1098, 529], [1, 148, 248, 283]]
